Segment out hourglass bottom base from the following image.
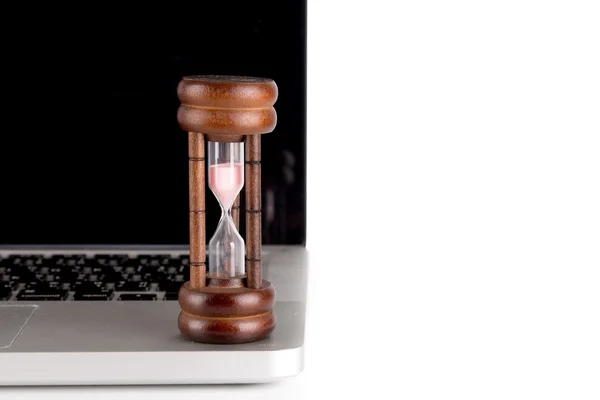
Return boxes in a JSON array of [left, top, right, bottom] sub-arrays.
[[177, 280, 276, 344], [178, 309, 275, 345]]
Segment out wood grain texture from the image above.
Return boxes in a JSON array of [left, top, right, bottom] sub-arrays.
[[188, 132, 206, 288], [205, 134, 244, 143], [178, 280, 276, 344], [177, 106, 277, 137], [177, 75, 278, 139], [245, 135, 262, 289], [177, 75, 278, 108], [178, 309, 275, 345], [179, 280, 274, 317], [206, 277, 245, 288]]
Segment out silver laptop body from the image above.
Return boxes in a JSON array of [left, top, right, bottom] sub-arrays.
[[0, 246, 307, 385], [0, 0, 307, 385]]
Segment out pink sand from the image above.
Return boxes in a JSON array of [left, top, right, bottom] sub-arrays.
[[209, 163, 243, 208]]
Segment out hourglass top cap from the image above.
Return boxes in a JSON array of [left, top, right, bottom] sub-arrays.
[[177, 75, 278, 137], [177, 75, 278, 108]]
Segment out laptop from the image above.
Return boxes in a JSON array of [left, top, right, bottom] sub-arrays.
[[0, 1, 307, 385]]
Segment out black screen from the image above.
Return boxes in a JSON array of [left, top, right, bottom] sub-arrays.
[[0, 2, 306, 246]]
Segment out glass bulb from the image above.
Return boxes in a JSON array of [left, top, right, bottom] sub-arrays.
[[207, 141, 245, 278]]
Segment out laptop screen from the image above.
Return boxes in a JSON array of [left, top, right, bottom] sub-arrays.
[[0, 2, 306, 246]]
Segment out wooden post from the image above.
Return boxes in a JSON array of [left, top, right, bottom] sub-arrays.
[[245, 135, 262, 289], [188, 132, 206, 288]]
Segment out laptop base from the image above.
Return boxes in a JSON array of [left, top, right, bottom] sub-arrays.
[[0, 245, 307, 385]]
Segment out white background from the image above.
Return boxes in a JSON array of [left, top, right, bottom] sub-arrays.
[[4, 0, 600, 399]]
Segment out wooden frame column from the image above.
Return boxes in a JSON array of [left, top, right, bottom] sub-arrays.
[[188, 132, 206, 288], [245, 135, 262, 289]]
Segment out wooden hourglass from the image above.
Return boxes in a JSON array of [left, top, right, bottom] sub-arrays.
[[176, 75, 277, 344]]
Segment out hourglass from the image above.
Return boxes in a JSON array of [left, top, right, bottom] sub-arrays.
[[176, 75, 277, 344], [207, 141, 245, 278]]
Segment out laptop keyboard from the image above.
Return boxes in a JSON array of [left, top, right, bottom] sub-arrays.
[[0, 254, 191, 301]]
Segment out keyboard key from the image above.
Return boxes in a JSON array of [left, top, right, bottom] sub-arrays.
[[166, 265, 187, 275], [146, 259, 161, 267], [25, 281, 66, 291], [178, 255, 190, 265], [73, 289, 114, 301], [115, 281, 149, 291], [10, 272, 38, 283], [124, 265, 140, 274], [136, 265, 161, 277], [67, 258, 84, 267], [93, 255, 128, 267], [51, 254, 86, 259], [16, 289, 69, 301], [86, 265, 102, 273], [50, 255, 88, 267], [89, 266, 108, 274], [35, 272, 71, 284], [98, 271, 126, 283], [73, 281, 104, 291], [135, 255, 152, 265], [135, 255, 172, 266], [7, 255, 44, 266], [150, 272, 171, 284], [107, 258, 127, 267], [23, 257, 44, 267], [157, 255, 173, 264], [56, 271, 82, 283], [118, 294, 157, 301]]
